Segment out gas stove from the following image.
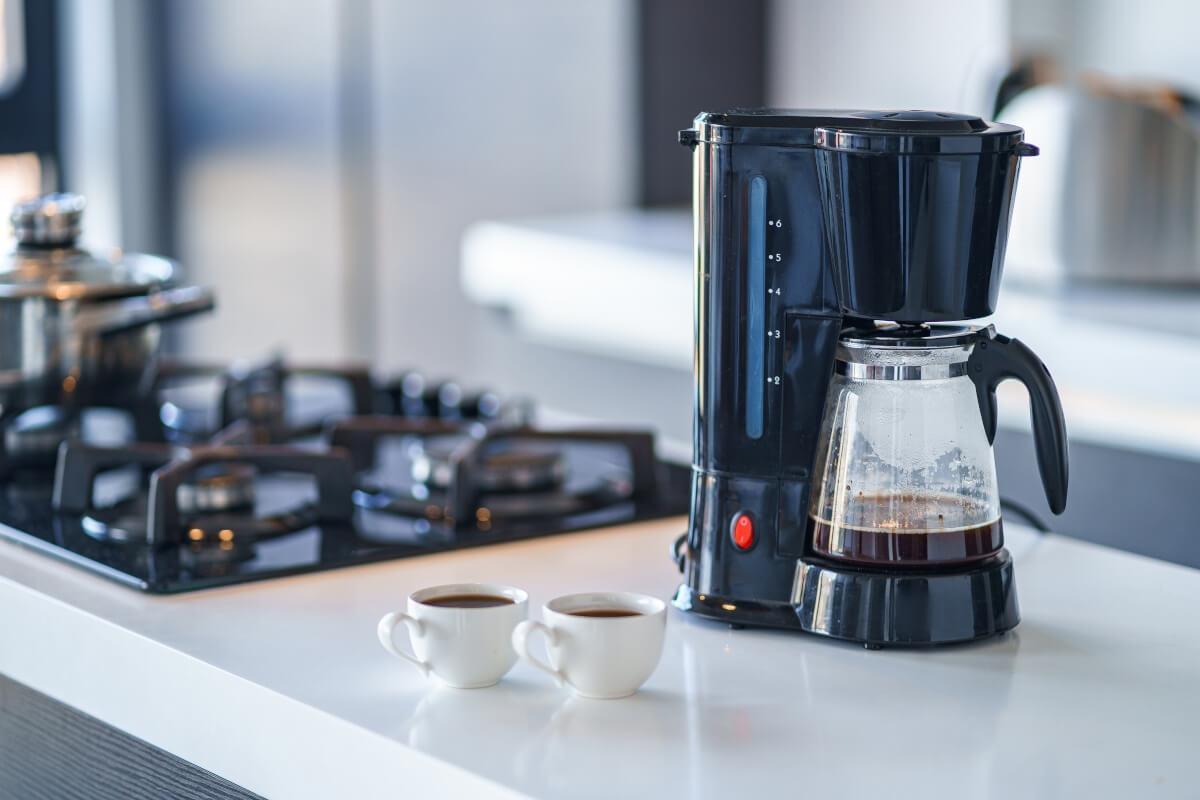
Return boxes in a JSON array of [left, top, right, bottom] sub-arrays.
[[0, 358, 689, 592]]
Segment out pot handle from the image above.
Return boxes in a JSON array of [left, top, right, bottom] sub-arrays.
[[72, 285, 215, 336], [966, 327, 1069, 515]]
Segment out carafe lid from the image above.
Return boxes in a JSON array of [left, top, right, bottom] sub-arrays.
[[839, 323, 982, 350], [814, 111, 1035, 155], [836, 324, 987, 375], [1, 193, 180, 300]]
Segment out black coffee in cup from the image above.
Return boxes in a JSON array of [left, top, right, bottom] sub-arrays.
[[568, 608, 641, 618], [424, 593, 515, 609]]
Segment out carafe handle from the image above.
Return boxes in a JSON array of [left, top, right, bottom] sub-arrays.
[[967, 327, 1069, 514]]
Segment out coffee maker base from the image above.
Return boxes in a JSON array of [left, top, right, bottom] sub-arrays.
[[674, 549, 1020, 648]]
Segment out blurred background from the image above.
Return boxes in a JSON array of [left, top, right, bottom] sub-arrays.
[[2, 0, 1199, 562]]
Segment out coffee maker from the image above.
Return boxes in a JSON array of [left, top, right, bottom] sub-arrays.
[[673, 110, 1068, 647]]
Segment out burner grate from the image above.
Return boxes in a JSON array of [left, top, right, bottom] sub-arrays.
[[53, 440, 355, 548], [327, 417, 662, 527]]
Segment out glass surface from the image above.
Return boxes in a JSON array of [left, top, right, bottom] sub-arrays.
[[808, 347, 1002, 567]]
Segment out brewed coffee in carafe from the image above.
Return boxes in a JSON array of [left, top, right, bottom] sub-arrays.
[[807, 325, 1003, 567]]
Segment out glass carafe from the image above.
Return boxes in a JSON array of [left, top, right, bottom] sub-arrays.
[[808, 326, 1003, 567]]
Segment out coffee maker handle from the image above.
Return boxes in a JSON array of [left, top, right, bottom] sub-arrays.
[[967, 329, 1069, 515]]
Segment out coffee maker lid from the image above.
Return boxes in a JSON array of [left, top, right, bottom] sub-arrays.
[[685, 109, 872, 147], [814, 111, 1034, 155]]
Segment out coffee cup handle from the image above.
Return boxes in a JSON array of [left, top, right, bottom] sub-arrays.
[[512, 620, 565, 687], [377, 611, 431, 678]]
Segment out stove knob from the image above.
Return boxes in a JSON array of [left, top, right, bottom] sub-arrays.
[[436, 381, 464, 418], [451, 389, 501, 420], [385, 371, 430, 416], [473, 391, 502, 420]]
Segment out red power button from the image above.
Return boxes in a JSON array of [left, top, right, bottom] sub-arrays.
[[730, 513, 755, 550]]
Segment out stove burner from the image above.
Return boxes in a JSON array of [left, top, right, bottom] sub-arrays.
[[5, 407, 80, 461], [0, 405, 153, 479], [411, 440, 567, 493], [79, 498, 318, 550], [81, 500, 155, 544], [175, 463, 257, 515]]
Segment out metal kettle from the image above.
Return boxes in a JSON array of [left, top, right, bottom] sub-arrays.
[[999, 72, 1200, 285], [1062, 79, 1200, 284]]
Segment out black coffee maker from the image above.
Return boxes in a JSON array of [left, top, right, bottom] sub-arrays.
[[673, 110, 1068, 647]]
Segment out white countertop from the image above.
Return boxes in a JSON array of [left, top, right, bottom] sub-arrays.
[[461, 211, 1200, 461], [2, 519, 1199, 799]]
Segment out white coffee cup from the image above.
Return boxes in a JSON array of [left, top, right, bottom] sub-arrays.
[[377, 583, 528, 689], [512, 591, 667, 699]]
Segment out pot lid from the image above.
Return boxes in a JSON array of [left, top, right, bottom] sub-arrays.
[[814, 111, 1035, 155], [0, 193, 180, 300]]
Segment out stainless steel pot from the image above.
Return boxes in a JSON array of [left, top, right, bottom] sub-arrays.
[[0, 193, 215, 412]]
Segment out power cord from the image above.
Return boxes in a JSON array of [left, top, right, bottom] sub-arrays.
[[1000, 496, 1051, 533]]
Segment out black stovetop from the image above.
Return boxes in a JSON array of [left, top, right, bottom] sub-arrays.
[[0, 360, 690, 593]]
